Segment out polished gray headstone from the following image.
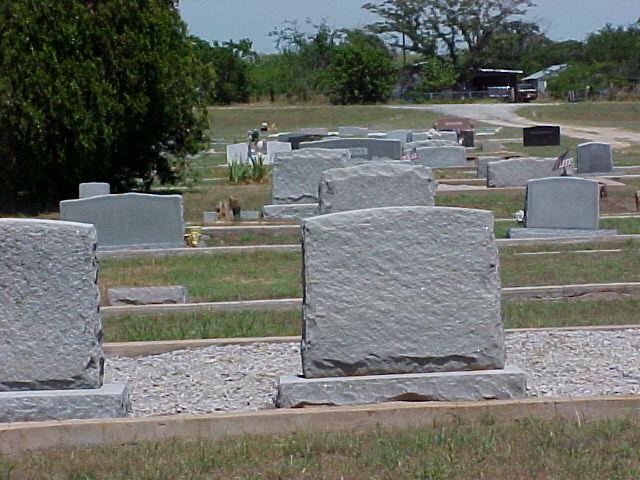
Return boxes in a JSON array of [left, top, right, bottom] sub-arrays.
[[576, 142, 613, 174]]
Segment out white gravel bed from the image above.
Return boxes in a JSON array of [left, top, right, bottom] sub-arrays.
[[106, 329, 640, 417]]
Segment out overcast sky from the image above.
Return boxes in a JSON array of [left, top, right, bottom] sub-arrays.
[[179, 0, 640, 53]]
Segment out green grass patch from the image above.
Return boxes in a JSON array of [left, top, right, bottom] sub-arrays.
[[436, 192, 524, 218], [203, 231, 300, 247], [5, 417, 640, 479]]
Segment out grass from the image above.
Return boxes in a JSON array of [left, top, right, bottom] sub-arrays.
[[203, 231, 300, 247], [495, 218, 640, 238], [4, 417, 640, 479], [517, 102, 640, 133], [436, 192, 525, 218], [102, 297, 640, 342]]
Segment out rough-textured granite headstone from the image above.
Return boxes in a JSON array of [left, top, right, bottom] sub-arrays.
[[300, 138, 402, 160], [266, 141, 292, 165], [107, 286, 188, 306], [271, 148, 353, 204], [385, 130, 413, 145], [414, 146, 467, 168], [60, 193, 184, 250], [523, 125, 561, 147], [481, 140, 503, 153], [79, 182, 110, 199], [576, 142, 613, 174], [524, 177, 600, 229], [338, 126, 369, 137], [319, 162, 435, 214], [262, 203, 320, 221], [0, 219, 103, 391], [476, 157, 503, 179], [487, 157, 572, 188], [226, 143, 249, 164], [300, 206, 505, 378], [404, 139, 459, 151]]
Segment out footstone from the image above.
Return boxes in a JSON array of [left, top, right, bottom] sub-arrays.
[[487, 157, 572, 188], [507, 228, 617, 239], [107, 286, 188, 306], [414, 146, 467, 167], [476, 157, 502, 179], [271, 149, 353, 204], [524, 177, 600, 229], [60, 193, 184, 250], [319, 162, 435, 214], [0, 384, 130, 423], [300, 139, 402, 160], [79, 182, 110, 199], [276, 368, 526, 407], [0, 219, 103, 391], [339, 126, 368, 137], [300, 206, 504, 379], [576, 142, 613, 174], [203, 211, 218, 224], [262, 203, 319, 222]]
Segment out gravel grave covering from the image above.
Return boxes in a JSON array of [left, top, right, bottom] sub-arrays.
[[106, 329, 640, 417]]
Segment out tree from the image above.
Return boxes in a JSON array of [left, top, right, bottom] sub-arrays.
[[364, 0, 536, 74], [324, 31, 396, 104], [0, 0, 207, 212]]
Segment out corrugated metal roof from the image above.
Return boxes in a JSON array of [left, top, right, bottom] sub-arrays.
[[523, 64, 569, 81]]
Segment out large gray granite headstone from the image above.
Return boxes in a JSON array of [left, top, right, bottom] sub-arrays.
[[414, 146, 467, 167], [271, 148, 353, 205], [524, 177, 600, 229], [385, 130, 413, 145], [301, 206, 505, 379], [0, 219, 103, 391], [319, 162, 435, 214], [60, 193, 184, 250], [79, 182, 110, 199], [339, 126, 369, 137], [476, 157, 503, 179], [576, 142, 613, 174], [300, 138, 402, 160], [487, 157, 573, 188], [107, 286, 188, 306]]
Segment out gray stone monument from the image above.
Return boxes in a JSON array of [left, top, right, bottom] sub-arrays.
[[276, 207, 526, 407], [414, 146, 467, 168], [507, 177, 617, 238], [404, 139, 459, 151], [481, 140, 503, 153], [0, 219, 129, 422], [300, 138, 402, 160], [60, 193, 184, 250], [262, 203, 320, 222], [576, 142, 613, 174], [385, 130, 413, 145], [319, 162, 435, 214], [79, 182, 110, 199], [476, 157, 503, 179], [487, 157, 573, 188]]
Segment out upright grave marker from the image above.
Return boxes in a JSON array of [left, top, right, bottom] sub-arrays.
[[79, 182, 110, 199], [300, 138, 402, 160], [277, 207, 526, 407], [487, 157, 572, 187], [523, 126, 561, 147], [434, 116, 472, 132], [414, 146, 467, 168], [576, 142, 613, 174]]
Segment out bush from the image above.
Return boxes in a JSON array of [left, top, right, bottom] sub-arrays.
[[0, 0, 207, 212]]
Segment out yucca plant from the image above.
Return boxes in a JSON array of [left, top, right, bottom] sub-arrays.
[[250, 153, 267, 183]]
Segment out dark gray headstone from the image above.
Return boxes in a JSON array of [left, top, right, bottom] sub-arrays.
[[523, 126, 561, 147], [576, 142, 613, 174]]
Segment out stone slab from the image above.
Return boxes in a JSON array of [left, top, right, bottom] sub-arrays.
[[226, 143, 250, 164], [0, 384, 130, 423], [300, 139, 402, 160], [576, 142, 613, 174], [523, 125, 560, 147], [107, 286, 188, 306], [271, 148, 353, 204], [385, 130, 413, 145], [524, 177, 600, 229], [0, 219, 103, 391], [414, 146, 467, 167], [240, 210, 261, 220], [79, 182, 109, 199], [60, 193, 184, 250], [338, 126, 368, 137], [276, 367, 526, 407], [507, 228, 617, 239], [476, 156, 503, 179], [319, 162, 435, 214], [301, 206, 504, 379], [487, 157, 572, 188], [481, 140, 503, 152], [299, 128, 329, 136], [404, 139, 459, 151], [262, 203, 320, 222]]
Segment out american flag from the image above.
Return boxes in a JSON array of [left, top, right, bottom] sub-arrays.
[[552, 149, 573, 171]]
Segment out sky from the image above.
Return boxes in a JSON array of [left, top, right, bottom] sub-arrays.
[[178, 0, 640, 53]]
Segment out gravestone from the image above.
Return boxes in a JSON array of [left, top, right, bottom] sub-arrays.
[[0, 219, 129, 422], [414, 146, 467, 168], [385, 130, 413, 145], [266, 141, 292, 164], [434, 116, 473, 132], [507, 177, 617, 238], [60, 193, 184, 250], [339, 126, 369, 137], [481, 140, 503, 153], [460, 130, 475, 148], [576, 142, 613, 174], [487, 157, 572, 188], [404, 139, 459, 151], [107, 286, 188, 306], [79, 182, 110, 199], [319, 162, 435, 214], [435, 131, 459, 142], [476, 157, 503, 179], [523, 126, 561, 147], [276, 207, 526, 407], [270, 148, 353, 204], [300, 138, 402, 160], [226, 143, 250, 164]]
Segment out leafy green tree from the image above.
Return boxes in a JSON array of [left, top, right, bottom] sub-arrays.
[[411, 57, 458, 95], [324, 31, 396, 104], [0, 0, 206, 212]]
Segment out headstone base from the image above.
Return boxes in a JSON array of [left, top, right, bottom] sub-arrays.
[[262, 204, 320, 222], [0, 384, 130, 423], [507, 228, 618, 239], [276, 367, 526, 408]]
